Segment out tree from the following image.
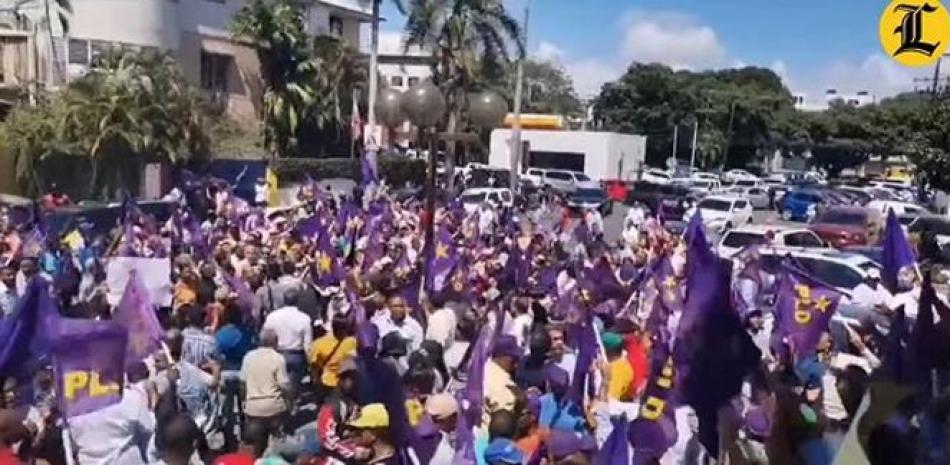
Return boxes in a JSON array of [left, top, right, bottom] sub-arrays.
[[395, 0, 523, 184], [4, 49, 211, 199], [490, 59, 581, 116]]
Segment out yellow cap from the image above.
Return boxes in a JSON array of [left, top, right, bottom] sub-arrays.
[[348, 403, 390, 429]]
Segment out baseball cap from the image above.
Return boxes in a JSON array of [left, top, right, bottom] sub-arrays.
[[348, 403, 390, 429], [600, 332, 624, 351], [492, 335, 523, 360], [425, 393, 459, 420], [547, 430, 597, 459]]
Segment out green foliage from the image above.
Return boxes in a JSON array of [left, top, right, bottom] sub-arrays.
[[231, 0, 364, 158], [3, 49, 212, 199], [594, 63, 792, 168], [272, 156, 427, 186], [487, 59, 582, 116]]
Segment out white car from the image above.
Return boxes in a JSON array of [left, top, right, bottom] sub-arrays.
[[723, 186, 770, 209], [683, 195, 754, 233], [641, 168, 672, 185], [691, 171, 720, 183], [521, 168, 591, 193], [722, 169, 759, 183], [756, 247, 881, 294], [867, 199, 927, 217], [459, 188, 513, 213], [718, 225, 826, 258]]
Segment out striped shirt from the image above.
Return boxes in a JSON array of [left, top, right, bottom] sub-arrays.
[[182, 327, 218, 366]]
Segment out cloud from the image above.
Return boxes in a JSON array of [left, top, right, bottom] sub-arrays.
[[534, 40, 565, 63], [784, 53, 916, 103], [619, 10, 727, 70]]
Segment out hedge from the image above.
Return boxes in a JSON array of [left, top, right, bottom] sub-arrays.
[[272, 156, 427, 187]]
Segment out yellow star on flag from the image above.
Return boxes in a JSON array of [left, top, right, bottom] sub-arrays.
[[436, 243, 450, 259], [815, 296, 831, 313], [663, 276, 677, 289], [317, 254, 333, 274]]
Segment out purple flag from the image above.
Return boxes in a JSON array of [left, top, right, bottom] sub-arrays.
[[595, 418, 630, 465], [0, 278, 58, 381], [313, 224, 344, 288], [882, 305, 909, 382], [425, 226, 459, 293], [111, 272, 163, 367], [454, 315, 496, 465], [882, 209, 916, 293], [774, 261, 843, 359], [52, 318, 128, 418], [674, 211, 760, 458], [909, 275, 938, 382], [629, 332, 677, 464], [583, 258, 628, 303], [362, 151, 379, 187], [568, 303, 599, 406], [223, 271, 256, 317]]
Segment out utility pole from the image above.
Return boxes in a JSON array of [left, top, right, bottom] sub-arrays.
[[670, 124, 679, 167], [689, 118, 699, 171], [365, 0, 380, 168], [510, 2, 529, 190]]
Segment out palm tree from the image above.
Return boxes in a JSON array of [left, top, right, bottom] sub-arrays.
[[394, 0, 524, 186], [232, 0, 320, 158]]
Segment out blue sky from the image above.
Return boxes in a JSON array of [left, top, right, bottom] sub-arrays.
[[376, 0, 931, 101]]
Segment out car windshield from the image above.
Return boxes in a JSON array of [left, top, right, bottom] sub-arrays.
[[815, 210, 866, 225], [573, 188, 603, 199], [735, 180, 756, 187], [721, 231, 765, 248], [460, 192, 487, 204], [574, 173, 591, 181], [698, 199, 732, 211]]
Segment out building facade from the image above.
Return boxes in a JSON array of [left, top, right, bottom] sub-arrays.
[[0, 0, 372, 121]]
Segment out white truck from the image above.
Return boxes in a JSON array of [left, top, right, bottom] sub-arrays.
[[488, 129, 647, 181]]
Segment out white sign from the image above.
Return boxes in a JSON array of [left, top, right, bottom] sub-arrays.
[[106, 257, 173, 307]]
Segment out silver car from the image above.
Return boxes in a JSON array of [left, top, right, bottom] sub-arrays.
[[724, 186, 770, 209]]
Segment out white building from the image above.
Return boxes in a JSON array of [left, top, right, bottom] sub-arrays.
[[793, 89, 876, 112], [372, 35, 433, 146], [0, 0, 372, 120], [488, 129, 646, 181]]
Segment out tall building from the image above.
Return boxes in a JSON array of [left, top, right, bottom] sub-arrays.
[[0, 0, 372, 120]]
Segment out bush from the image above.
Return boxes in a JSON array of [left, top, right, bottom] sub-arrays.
[[272, 155, 427, 187]]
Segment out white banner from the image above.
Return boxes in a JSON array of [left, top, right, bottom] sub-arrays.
[[106, 257, 173, 307]]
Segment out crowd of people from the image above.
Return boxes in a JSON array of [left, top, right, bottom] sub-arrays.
[[0, 170, 947, 465]]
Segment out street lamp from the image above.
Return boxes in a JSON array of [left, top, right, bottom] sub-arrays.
[[401, 80, 446, 250], [468, 91, 508, 127], [375, 88, 406, 149]]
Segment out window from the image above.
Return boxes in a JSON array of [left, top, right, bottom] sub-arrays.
[[68, 39, 89, 64], [721, 232, 765, 248], [200, 51, 231, 95], [814, 210, 866, 225], [698, 199, 731, 211], [784, 232, 823, 247], [407, 77, 420, 87], [546, 172, 572, 181], [460, 192, 487, 204], [573, 173, 590, 182], [796, 258, 862, 289], [390, 76, 404, 87], [734, 200, 749, 210], [329, 15, 344, 36], [89, 40, 110, 65]]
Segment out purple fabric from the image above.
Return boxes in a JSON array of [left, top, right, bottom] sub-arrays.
[[425, 226, 459, 293], [629, 332, 677, 463], [223, 272, 256, 317], [568, 310, 599, 406], [583, 258, 627, 302], [910, 277, 938, 382], [0, 278, 57, 380], [774, 261, 843, 360], [882, 209, 917, 293], [595, 418, 631, 465], [673, 211, 760, 458], [313, 223, 344, 288], [52, 318, 128, 418], [362, 151, 378, 186], [454, 317, 495, 465], [111, 272, 163, 368]]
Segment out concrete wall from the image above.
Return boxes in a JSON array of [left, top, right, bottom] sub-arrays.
[[70, 0, 181, 49], [489, 129, 647, 181]]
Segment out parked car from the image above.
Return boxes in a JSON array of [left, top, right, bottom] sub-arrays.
[[866, 199, 927, 216], [756, 247, 882, 293], [567, 186, 613, 216], [686, 179, 721, 197], [781, 189, 825, 222], [722, 186, 770, 209], [722, 169, 759, 183], [459, 188, 514, 213], [684, 195, 753, 233], [625, 182, 694, 218], [718, 225, 826, 258], [808, 206, 882, 248], [641, 168, 672, 185], [522, 168, 592, 193], [692, 171, 720, 183]]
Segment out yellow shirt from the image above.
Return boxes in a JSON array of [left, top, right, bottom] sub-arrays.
[[482, 359, 517, 427], [607, 358, 635, 401], [308, 335, 357, 387], [406, 398, 424, 426]]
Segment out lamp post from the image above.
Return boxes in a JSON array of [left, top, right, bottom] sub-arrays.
[[401, 80, 446, 250], [375, 88, 406, 148]]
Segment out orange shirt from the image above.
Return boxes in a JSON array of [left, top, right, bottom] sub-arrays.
[[515, 429, 542, 457]]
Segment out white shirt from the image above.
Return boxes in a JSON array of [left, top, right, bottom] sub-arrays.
[[428, 431, 455, 465], [262, 305, 313, 352], [372, 312, 425, 352], [507, 313, 533, 349], [844, 282, 891, 308], [255, 183, 268, 203], [478, 209, 496, 235], [426, 307, 458, 351], [889, 288, 921, 319], [70, 382, 155, 465]]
